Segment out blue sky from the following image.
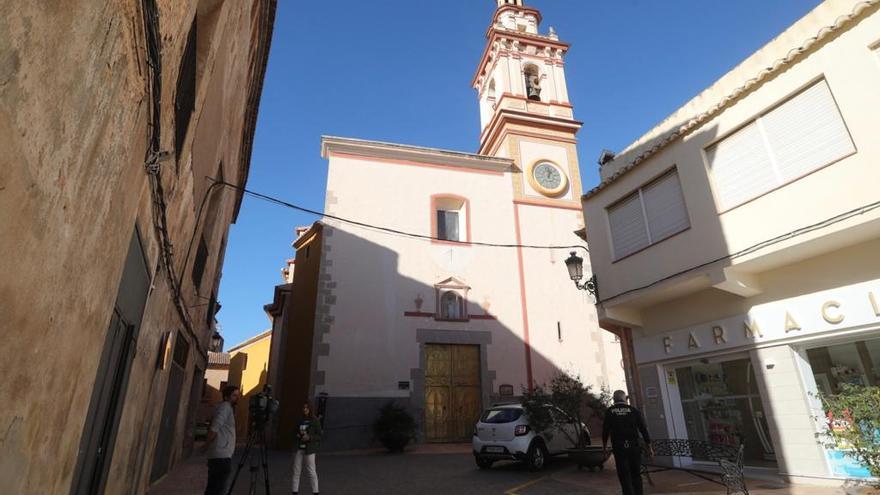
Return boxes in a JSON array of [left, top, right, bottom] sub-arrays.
[[217, 0, 822, 347]]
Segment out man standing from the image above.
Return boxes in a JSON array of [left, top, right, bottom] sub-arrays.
[[603, 390, 653, 495], [204, 385, 240, 495]]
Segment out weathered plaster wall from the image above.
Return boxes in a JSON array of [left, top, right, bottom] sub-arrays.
[[0, 0, 274, 493], [272, 226, 324, 450]]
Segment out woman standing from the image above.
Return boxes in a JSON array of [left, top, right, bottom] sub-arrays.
[[292, 402, 322, 495]]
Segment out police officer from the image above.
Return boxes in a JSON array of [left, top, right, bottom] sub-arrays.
[[603, 390, 653, 495]]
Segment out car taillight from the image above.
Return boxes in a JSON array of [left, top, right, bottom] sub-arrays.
[[514, 425, 530, 436]]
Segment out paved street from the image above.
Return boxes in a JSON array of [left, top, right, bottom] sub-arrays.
[[149, 444, 842, 495]]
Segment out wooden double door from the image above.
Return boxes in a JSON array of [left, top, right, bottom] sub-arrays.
[[424, 344, 482, 442]]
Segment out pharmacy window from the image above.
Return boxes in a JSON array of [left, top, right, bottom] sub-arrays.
[[806, 337, 880, 394]]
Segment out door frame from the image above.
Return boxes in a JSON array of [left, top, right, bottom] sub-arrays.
[[70, 226, 150, 495], [661, 352, 757, 469], [148, 335, 189, 483], [412, 329, 496, 443]]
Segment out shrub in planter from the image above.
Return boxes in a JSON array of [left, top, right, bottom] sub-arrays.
[[373, 402, 416, 453], [521, 372, 611, 450], [816, 384, 880, 490]]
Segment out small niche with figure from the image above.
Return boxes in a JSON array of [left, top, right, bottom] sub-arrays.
[[524, 65, 541, 101]]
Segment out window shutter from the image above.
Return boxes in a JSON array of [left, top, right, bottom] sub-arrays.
[[437, 210, 447, 240], [706, 122, 777, 211], [175, 20, 197, 163], [192, 236, 209, 291], [608, 193, 649, 259], [707, 79, 853, 211], [761, 80, 854, 182], [643, 171, 689, 242], [445, 211, 459, 241]]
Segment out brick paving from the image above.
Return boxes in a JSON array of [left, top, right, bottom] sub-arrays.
[[149, 444, 845, 495]]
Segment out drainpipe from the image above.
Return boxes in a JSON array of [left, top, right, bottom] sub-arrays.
[[607, 324, 644, 409]]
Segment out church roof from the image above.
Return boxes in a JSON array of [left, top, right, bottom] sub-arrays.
[[321, 136, 514, 173]]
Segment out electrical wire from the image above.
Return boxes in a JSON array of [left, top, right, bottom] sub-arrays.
[[206, 181, 880, 308], [141, 0, 206, 360], [210, 178, 590, 253], [597, 198, 880, 304]]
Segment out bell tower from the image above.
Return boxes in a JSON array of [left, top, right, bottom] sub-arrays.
[[474, 0, 583, 205]]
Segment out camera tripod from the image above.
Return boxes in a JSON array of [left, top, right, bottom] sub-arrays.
[[226, 422, 271, 495]]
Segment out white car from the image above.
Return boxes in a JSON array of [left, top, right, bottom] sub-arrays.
[[472, 403, 590, 471]]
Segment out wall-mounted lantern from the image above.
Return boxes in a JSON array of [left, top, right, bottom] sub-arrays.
[[564, 251, 598, 301]]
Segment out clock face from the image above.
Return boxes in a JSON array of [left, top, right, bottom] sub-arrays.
[[534, 162, 562, 189], [527, 159, 568, 197]]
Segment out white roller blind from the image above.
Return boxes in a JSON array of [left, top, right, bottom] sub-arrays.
[[643, 171, 690, 242], [608, 193, 649, 259], [761, 80, 854, 182], [706, 122, 776, 211], [706, 79, 853, 211]]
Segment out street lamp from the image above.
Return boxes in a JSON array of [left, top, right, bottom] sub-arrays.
[[210, 331, 223, 352], [564, 251, 598, 300]]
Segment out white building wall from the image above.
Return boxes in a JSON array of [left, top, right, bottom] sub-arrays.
[[581, 3, 880, 484], [316, 145, 623, 402], [319, 152, 522, 398], [584, 2, 880, 302]]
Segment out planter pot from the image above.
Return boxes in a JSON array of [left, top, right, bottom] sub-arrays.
[[844, 487, 880, 495], [567, 446, 609, 472], [378, 432, 411, 453], [843, 479, 880, 495]]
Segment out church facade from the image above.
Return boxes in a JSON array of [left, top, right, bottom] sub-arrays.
[[269, 0, 625, 450]]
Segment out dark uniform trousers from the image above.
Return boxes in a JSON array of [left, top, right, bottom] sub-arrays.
[[204, 457, 232, 495], [613, 444, 644, 495]]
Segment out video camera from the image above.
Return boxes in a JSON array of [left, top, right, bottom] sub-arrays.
[[248, 384, 279, 430]]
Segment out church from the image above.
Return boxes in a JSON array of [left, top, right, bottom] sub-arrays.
[[266, 0, 625, 450]]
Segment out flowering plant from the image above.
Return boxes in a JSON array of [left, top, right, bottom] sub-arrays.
[[817, 384, 880, 486]]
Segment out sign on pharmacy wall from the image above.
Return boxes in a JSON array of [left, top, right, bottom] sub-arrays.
[[633, 279, 880, 363]]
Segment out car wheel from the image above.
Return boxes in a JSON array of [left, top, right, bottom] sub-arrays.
[[526, 441, 548, 471], [475, 456, 494, 470]]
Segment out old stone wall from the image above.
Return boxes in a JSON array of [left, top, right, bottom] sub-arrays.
[[0, 1, 275, 493]]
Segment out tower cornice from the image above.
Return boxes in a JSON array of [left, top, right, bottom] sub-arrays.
[[490, 5, 543, 31], [478, 108, 582, 155], [472, 29, 570, 89]]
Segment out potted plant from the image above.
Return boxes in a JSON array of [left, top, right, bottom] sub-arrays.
[[521, 372, 611, 470], [816, 384, 880, 494], [373, 401, 417, 453]]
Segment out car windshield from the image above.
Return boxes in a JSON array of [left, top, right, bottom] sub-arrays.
[[480, 408, 523, 423]]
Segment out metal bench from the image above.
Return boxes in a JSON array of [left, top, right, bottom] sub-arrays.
[[642, 439, 748, 495]]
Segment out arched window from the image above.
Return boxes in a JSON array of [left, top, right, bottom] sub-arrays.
[[523, 64, 541, 101], [487, 79, 496, 101]]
